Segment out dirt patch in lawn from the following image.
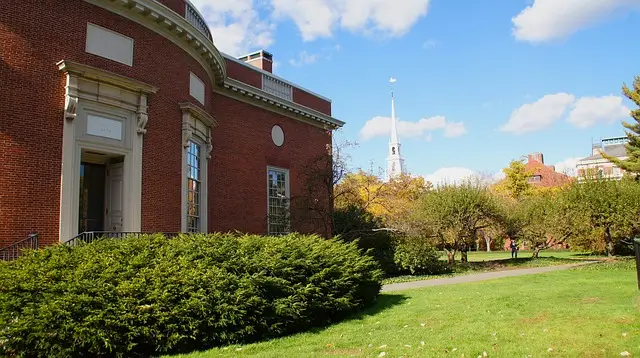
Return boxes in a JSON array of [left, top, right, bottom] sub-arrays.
[[323, 347, 362, 356], [519, 312, 549, 325], [580, 297, 602, 304]]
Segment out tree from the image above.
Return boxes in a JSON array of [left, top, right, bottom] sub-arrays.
[[517, 191, 572, 258], [289, 133, 355, 236], [335, 171, 431, 231], [602, 76, 640, 175], [414, 181, 500, 263], [493, 159, 534, 200], [334, 170, 387, 213], [566, 178, 640, 256], [375, 174, 432, 231], [486, 195, 525, 252]]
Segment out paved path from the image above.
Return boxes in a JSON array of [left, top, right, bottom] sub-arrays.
[[381, 261, 599, 292]]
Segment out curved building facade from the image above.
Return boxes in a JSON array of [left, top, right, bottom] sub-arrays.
[[0, 0, 343, 248]]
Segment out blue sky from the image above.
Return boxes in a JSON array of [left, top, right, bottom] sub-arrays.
[[192, 0, 640, 183]]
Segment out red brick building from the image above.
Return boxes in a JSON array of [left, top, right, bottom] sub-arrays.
[[523, 153, 573, 188], [0, 0, 343, 249]]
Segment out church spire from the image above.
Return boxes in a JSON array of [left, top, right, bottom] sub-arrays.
[[390, 84, 399, 145], [386, 77, 405, 181]]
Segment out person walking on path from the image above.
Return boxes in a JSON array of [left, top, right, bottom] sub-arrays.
[[510, 240, 519, 259]]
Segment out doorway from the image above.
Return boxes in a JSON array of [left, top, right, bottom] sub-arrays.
[[78, 150, 125, 233]]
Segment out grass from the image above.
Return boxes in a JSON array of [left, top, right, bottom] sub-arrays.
[[383, 250, 603, 284], [171, 259, 640, 357]]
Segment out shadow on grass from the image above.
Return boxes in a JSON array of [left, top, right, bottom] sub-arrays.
[[171, 292, 407, 357], [300, 293, 408, 337]]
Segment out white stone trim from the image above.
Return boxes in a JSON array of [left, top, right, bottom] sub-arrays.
[[222, 78, 344, 129], [180, 103, 215, 233], [189, 72, 205, 105], [59, 62, 149, 242], [85, 22, 135, 66]]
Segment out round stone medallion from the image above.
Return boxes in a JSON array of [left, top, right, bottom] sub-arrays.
[[271, 125, 285, 147]]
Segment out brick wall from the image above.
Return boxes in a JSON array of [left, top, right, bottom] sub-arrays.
[[293, 87, 332, 116], [157, 0, 186, 16], [225, 59, 263, 88], [209, 94, 331, 236], [0, 0, 332, 248]]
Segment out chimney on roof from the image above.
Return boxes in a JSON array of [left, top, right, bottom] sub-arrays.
[[238, 50, 273, 73], [527, 152, 544, 164]]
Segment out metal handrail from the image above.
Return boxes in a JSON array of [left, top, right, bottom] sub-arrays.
[[64, 232, 181, 247], [0, 233, 39, 261]]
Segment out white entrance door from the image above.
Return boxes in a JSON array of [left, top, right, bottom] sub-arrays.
[[106, 162, 124, 232]]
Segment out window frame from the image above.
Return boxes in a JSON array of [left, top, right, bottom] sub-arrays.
[[180, 103, 215, 234], [186, 140, 203, 233], [266, 166, 290, 235]]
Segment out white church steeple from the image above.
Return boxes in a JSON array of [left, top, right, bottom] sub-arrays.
[[386, 77, 405, 181]]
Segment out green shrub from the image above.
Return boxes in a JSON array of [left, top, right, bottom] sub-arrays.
[[393, 237, 450, 275], [333, 205, 398, 274], [0, 233, 383, 357]]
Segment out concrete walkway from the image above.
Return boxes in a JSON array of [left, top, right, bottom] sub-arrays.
[[381, 261, 599, 292]]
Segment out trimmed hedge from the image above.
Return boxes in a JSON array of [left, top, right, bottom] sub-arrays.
[[0, 233, 383, 357]]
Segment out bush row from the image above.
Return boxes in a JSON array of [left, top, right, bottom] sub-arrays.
[[0, 233, 383, 357]]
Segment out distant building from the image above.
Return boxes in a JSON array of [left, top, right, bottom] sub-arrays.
[[524, 153, 573, 187], [576, 137, 629, 181]]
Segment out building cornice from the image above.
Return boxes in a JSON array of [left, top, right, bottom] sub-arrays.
[[57, 60, 159, 94], [84, 0, 226, 86], [220, 78, 344, 130]]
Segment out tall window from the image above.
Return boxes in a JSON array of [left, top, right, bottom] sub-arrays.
[[187, 141, 201, 232], [267, 167, 289, 235]]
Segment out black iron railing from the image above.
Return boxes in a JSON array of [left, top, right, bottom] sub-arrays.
[[0, 233, 39, 261], [64, 232, 181, 247]]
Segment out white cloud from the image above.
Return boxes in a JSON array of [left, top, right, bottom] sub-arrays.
[[555, 157, 580, 177], [271, 0, 431, 41], [423, 168, 504, 187], [422, 39, 437, 49], [567, 95, 630, 128], [189, 0, 274, 56], [444, 122, 467, 138], [512, 0, 640, 43], [501, 93, 575, 135], [501, 93, 630, 134], [493, 170, 506, 182], [424, 133, 433, 142], [190, 0, 429, 57], [289, 51, 319, 66], [360, 115, 466, 141], [423, 167, 477, 186]]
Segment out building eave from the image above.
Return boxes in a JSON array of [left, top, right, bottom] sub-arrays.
[[221, 78, 344, 130]]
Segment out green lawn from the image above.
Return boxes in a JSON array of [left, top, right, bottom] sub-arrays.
[[171, 259, 639, 358], [453, 249, 596, 262], [384, 250, 603, 284]]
